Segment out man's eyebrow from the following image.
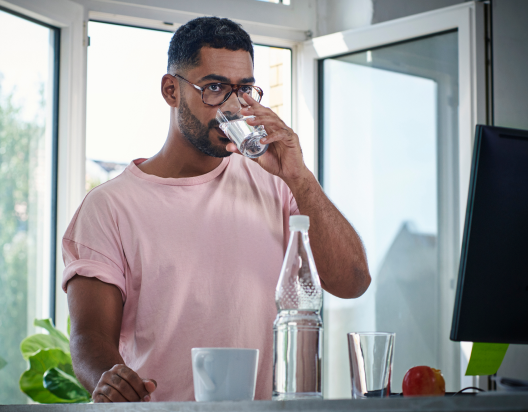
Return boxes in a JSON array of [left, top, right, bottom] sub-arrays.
[[199, 74, 256, 84], [240, 77, 256, 84], [200, 74, 230, 83]]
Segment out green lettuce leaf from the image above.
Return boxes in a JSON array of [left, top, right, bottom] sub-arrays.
[[44, 368, 91, 402]]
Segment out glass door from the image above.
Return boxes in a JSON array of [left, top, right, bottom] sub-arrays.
[[320, 31, 464, 397]]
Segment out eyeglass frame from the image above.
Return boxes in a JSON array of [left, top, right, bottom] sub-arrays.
[[171, 73, 264, 107]]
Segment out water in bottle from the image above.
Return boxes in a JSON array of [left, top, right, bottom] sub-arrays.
[[272, 215, 323, 401]]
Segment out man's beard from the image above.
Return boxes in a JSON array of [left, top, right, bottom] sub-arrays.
[[178, 96, 232, 158]]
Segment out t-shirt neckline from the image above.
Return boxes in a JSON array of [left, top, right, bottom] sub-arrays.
[[127, 157, 230, 186]]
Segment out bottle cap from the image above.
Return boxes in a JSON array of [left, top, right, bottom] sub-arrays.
[[289, 215, 310, 231]]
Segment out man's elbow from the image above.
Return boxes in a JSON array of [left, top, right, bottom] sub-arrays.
[[350, 268, 371, 298], [341, 267, 371, 299], [324, 267, 371, 299]]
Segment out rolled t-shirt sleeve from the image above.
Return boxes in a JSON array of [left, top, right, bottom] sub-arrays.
[[62, 189, 127, 302]]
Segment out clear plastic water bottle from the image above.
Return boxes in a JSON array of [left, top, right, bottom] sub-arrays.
[[272, 215, 323, 401]]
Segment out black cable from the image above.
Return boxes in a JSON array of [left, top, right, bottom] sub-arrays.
[[452, 387, 486, 396]]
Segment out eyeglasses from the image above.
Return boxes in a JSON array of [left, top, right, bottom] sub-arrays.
[[172, 73, 264, 107]]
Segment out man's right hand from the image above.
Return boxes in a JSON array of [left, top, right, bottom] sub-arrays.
[[67, 275, 157, 403], [92, 364, 157, 403]]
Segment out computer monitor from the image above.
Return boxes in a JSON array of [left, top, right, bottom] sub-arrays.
[[450, 125, 528, 344]]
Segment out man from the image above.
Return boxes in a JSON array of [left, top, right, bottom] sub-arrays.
[[63, 17, 370, 403]]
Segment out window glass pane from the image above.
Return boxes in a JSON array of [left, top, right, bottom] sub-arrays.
[[321, 31, 459, 397], [0, 9, 57, 404], [86, 23, 172, 188], [86, 22, 291, 190]]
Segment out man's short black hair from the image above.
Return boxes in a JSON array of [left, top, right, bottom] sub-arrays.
[[167, 17, 254, 73]]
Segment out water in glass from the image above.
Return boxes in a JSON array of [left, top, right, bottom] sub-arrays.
[[218, 117, 268, 158]]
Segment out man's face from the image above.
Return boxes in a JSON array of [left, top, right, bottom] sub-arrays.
[[177, 47, 255, 158]]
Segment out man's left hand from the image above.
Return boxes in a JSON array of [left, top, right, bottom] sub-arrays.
[[225, 93, 309, 186]]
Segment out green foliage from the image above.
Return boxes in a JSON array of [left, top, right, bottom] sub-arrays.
[[35, 319, 70, 343], [44, 368, 91, 402], [0, 355, 7, 370], [20, 318, 70, 360], [20, 349, 75, 404], [19, 319, 91, 404], [20, 334, 70, 361]]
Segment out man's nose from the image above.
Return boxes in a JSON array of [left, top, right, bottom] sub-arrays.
[[220, 90, 242, 115]]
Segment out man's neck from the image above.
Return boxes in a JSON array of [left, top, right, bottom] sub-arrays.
[[137, 130, 224, 179]]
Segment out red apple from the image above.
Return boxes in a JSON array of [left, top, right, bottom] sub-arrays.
[[402, 366, 446, 396]]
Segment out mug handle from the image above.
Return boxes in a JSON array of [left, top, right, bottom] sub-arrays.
[[195, 353, 216, 392]]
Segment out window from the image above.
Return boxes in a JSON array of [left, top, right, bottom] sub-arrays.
[[0, 8, 59, 404], [86, 21, 291, 188], [320, 31, 460, 397]]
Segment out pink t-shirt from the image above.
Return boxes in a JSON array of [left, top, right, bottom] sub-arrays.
[[62, 155, 299, 401]]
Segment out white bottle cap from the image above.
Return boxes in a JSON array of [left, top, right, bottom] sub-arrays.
[[289, 215, 310, 231]]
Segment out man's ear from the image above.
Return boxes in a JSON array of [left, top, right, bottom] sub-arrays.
[[161, 74, 180, 107]]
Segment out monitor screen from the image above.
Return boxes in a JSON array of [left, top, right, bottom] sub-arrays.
[[450, 125, 528, 344]]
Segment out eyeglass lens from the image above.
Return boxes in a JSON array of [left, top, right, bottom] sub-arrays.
[[203, 84, 261, 106]]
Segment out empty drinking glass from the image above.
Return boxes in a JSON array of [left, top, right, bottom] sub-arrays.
[[348, 332, 395, 399]]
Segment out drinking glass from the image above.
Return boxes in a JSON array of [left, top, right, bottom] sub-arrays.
[[347, 332, 395, 399], [216, 96, 268, 159]]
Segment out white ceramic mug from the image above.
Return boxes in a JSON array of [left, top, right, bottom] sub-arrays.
[[191, 348, 259, 402]]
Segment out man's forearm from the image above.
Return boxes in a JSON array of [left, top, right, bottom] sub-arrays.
[[70, 333, 125, 393], [286, 170, 371, 299]]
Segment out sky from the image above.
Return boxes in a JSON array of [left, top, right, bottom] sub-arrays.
[[0, 10, 52, 122]]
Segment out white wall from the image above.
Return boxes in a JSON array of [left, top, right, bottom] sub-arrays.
[[314, 0, 466, 37], [492, 0, 528, 130], [315, 0, 372, 36], [371, 0, 465, 24]]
